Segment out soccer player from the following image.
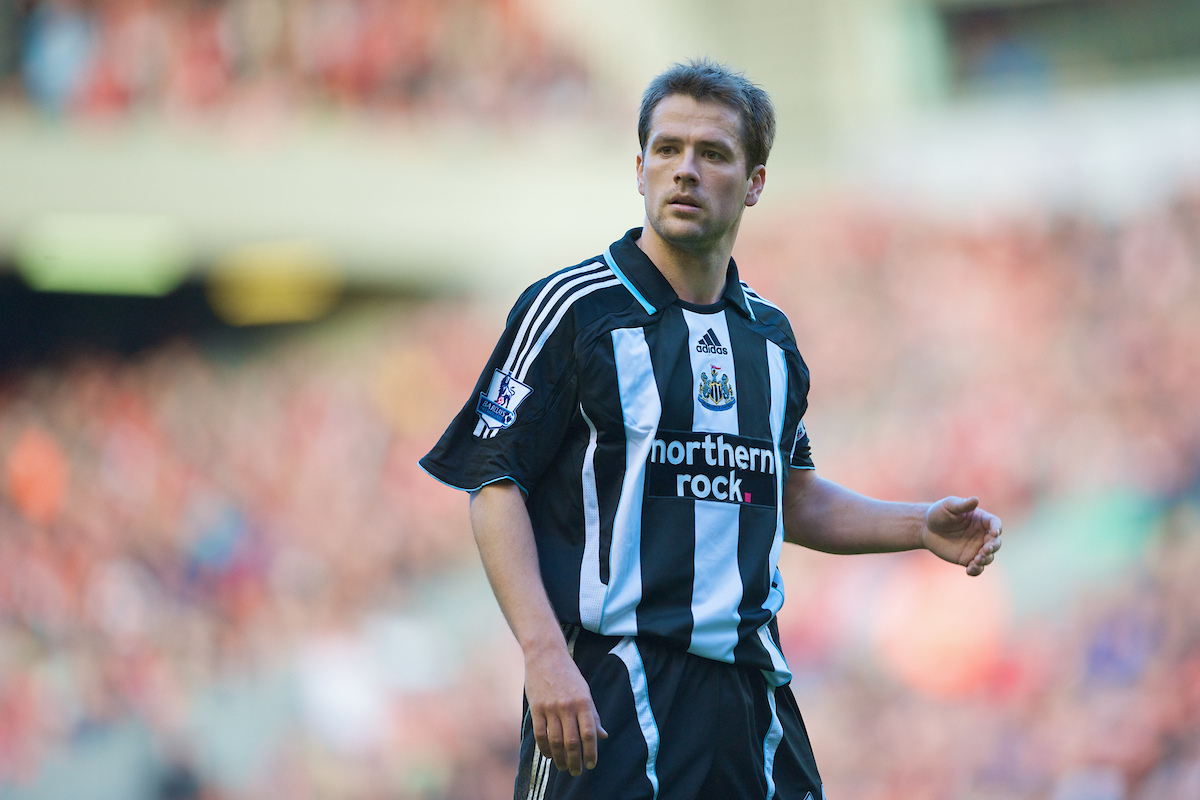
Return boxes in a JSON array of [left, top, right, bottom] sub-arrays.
[[420, 59, 1002, 800]]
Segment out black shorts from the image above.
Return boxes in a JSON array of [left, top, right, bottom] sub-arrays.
[[514, 625, 824, 800]]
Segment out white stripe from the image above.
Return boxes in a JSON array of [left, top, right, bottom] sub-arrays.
[[682, 309, 744, 661], [537, 753, 553, 800], [612, 638, 660, 799], [760, 340, 793, 686], [689, 502, 744, 661], [565, 625, 581, 657], [681, 309, 739, 435], [503, 262, 607, 375], [741, 282, 784, 313], [524, 752, 546, 800], [481, 272, 618, 440], [766, 341, 788, 597], [509, 265, 611, 377], [757, 625, 791, 685], [763, 684, 784, 800], [537, 758, 549, 800], [602, 328, 660, 635], [514, 277, 622, 383], [579, 405, 606, 629]]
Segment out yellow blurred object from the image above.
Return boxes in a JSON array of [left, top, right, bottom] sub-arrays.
[[207, 242, 343, 326], [16, 214, 190, 296]]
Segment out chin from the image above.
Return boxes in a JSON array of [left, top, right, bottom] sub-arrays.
[[650, 216, 706, 244], [654, 222, 720, 252]]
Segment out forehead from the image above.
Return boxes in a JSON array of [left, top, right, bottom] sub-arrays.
[[646, 94, 745, 149]]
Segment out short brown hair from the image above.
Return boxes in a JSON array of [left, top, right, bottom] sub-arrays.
[[638, 58, 776, 176]]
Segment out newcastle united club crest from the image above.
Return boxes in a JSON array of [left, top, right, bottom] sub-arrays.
[[477, 369, 533, 430], [697, 365, 736, 412]]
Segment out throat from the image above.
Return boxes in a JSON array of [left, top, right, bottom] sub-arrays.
[[636, 225, 730, 305]]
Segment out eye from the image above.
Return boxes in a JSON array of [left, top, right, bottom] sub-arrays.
[[704, 150, 724, 161], [658, 145, 677, 155]]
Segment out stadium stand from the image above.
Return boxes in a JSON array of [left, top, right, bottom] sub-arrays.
[[1, 187, 1198, 798]]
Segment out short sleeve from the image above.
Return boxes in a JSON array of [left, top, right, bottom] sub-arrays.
[[419, 278, 580, 494], [790, 418, 814, 470], [789, 346, 815, 470]]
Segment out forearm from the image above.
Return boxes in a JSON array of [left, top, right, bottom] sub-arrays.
[[783, 472, 926, 554], [469, 481, 566, 657]]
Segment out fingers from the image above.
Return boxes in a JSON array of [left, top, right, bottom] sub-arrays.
[[533, 710, 551, 763], [966, 531, 1002, 576], [535, 704, 605, 776], [544, 714, 567, 770], [578, 709, 598, 772], [562, 713, 583, 775], [569, 704, 606, 775]]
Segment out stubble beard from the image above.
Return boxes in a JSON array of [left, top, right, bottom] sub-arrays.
[[647, 204, 735, 256]]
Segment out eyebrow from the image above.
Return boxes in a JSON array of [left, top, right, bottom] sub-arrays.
[[651, 133, 736, 151]]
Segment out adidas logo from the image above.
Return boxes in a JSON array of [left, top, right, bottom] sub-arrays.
[[695, 328, 729, 355]]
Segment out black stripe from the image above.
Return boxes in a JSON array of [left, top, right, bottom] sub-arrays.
[[636, 307, 695, 647], [508, 262, 608, 375], [584, 333, 625, 587], [512, 269, 614, 380], [728, 311, 782, 663]]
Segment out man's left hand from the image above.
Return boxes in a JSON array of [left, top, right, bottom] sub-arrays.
[[922, 496, 1002, 577]]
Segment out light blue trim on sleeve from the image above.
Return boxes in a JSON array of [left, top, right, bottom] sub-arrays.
[[418, 463, 530, 498], [604, 246, 657, 315]]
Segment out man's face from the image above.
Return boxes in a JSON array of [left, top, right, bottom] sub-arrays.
[[637, 94, 765, 254]]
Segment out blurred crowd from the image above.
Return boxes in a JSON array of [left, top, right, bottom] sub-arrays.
[[0, 0, 591, 122], [739, 188, 1200, 511], [0, 304, 520, 797], [795, 504, 1200, 800], [0, 185, 1199, 798]]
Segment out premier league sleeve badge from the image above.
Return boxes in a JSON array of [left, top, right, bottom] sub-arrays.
[[477, 369, 534, 431]]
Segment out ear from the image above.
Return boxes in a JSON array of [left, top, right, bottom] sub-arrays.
[[636, 151, 646, 197], [744, 164, 766, 207]]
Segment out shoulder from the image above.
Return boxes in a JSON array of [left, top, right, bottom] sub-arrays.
[[506, 255, 618, 326], [740, 281, 797, 342]]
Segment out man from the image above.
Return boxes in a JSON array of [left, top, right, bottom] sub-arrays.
[[420, 59, 1002, 800]]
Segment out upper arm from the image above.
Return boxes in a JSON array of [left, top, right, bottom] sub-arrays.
[[782, 467, 819, 545], [469, 478, 529, 539]]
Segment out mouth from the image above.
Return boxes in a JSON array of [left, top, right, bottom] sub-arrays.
[[667, 195, 702, 210]]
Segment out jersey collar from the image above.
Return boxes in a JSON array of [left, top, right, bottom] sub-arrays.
[[604, 228, 756, 319]]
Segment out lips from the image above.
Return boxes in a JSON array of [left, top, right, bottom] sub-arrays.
[[668, 195, 701, 209]]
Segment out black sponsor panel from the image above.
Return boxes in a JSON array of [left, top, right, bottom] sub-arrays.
[[645, 430, 778, 507]]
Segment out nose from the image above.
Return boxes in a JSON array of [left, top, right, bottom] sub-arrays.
[[674, 147, 700, 185]]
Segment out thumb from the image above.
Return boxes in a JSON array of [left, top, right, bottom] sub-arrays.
[[943, 495, 979, 516]]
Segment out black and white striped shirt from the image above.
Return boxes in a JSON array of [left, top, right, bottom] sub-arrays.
[[421, 228, 814, 683]]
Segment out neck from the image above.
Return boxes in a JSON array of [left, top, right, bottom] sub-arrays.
[[635, 221, 738, 306]]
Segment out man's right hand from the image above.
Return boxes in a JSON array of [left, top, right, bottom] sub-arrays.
[[524, 640, 608, 776], [469, 481, 609, 777]]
